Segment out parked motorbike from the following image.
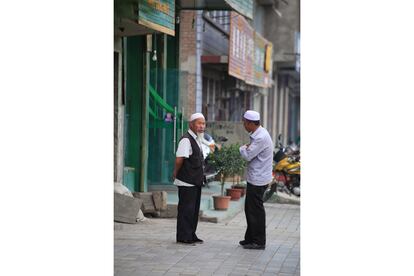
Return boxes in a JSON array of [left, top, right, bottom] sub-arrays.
[[263, 134, 300, 202]]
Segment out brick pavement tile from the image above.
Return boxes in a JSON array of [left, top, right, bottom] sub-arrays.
[[266, 262, 283, 268], [264, 267, 281, 273], [245, 272, 262, 276], [282, 261, 298, 267], [142, 272, 165, 276], [127, 271, 147, 276], [131, 269, 152, 275], [150, 269, 168, 274], [264, 263, 282, 271], [153, 264, 173, 270], [280, 265, 296, 274], [182, 268, 201, 273], [197, 271, 216, 276], [214, 268, 233, 273], [249, 264, 266, 271], [138, 264, 157, 270], [115, 262, 139, 269], [233, 267, 250, 272], [114, 269, 135, 276], [166, 267, 184, 273]]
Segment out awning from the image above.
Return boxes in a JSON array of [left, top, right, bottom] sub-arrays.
[[115, 19, 158, 37]]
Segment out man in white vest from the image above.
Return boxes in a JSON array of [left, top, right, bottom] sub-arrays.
[[172, 113, 206, 245]]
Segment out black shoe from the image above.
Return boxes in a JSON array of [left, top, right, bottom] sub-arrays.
[[193, 238, 204, 244], [239, 240, 250, 246], [242, 243, 265, 250], [177, 240, 196, 245]]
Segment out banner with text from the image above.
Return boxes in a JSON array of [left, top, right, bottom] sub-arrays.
[[229, 12, 273, 88], [138, 0, 175, 36]]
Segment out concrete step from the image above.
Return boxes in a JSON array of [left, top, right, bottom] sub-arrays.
[[163, 181, 246, 223]]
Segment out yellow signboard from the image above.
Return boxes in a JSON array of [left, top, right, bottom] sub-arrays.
[[265, 44, 273, 73]]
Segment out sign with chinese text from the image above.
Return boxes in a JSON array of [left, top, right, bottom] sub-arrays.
[[229, 13, 273, 88], [228, 12, 248, 80], [138, 0, 175, 36]]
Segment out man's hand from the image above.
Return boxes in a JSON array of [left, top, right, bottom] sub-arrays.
[[172, 157, 185, 182]]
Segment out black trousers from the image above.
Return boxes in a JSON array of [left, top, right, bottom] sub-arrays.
[[176, 185, 202, 241], [244, 182, 267, 246]]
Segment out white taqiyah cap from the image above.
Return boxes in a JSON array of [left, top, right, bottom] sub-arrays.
[[189, 113, 205, 122], [243, 110, 260, 121]]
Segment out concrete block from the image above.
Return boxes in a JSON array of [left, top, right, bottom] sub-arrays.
[[152, 191, 168, 211], [200, 215, 218, 223], [159, 204, 178, 218], [133, 192, 156, 213], [114, 193, 143, 224]]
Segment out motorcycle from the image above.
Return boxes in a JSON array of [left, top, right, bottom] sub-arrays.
[[263, 134, 300, 202]]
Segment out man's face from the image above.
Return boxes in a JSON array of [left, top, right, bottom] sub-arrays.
[[191, 118, 205, 133], [243, 119, 251, 132]]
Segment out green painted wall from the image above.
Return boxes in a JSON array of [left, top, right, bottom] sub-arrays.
[[124, 36, 145, 192], [147, 33, 181, 186], [124, 33, 180, 189]]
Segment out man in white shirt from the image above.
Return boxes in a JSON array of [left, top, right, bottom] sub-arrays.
[[172, 113, 206, 245], [239, 110, 274, 250]]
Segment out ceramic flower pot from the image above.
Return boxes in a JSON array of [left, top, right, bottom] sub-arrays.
[[232, 186, 246, 197], [226, 188, 242, 201], [212, 195, 231, 210]]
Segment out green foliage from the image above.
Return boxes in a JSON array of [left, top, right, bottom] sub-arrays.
[[208, 143, 247, 195]]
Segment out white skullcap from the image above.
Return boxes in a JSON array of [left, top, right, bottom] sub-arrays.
[[189, 112, 205, 122], [243, 110, 260, 121]]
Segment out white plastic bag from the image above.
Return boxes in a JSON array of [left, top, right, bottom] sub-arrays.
[[114, 182, 148, 222], [114, 182, 133, 197]]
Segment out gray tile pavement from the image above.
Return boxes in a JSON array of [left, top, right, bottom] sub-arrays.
[[115, 203, 300, 276]]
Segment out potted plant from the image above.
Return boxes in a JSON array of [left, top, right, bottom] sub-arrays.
[[232, 176, 247, 197], [228, 143, 247, 197], [209, 144, 246, 208], [224, 143, 246, 200]]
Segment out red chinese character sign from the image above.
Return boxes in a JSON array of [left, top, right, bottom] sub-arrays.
[[228, 12, 247, 80], [229, 12, 273, 88]]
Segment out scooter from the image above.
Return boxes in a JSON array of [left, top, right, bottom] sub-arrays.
[[263, 135, 301, 202]]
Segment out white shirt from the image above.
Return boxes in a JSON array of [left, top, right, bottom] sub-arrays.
[[174, 130, 205, 187], [239, 126, 274, 186]]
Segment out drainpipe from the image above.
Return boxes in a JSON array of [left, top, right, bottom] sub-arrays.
[[161, 34, 168, 183], [195, 11, 202, 113], [140, 35, 151, 192]]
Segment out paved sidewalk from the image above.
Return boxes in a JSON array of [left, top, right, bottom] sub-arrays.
[[114, 203, 300, 276]]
